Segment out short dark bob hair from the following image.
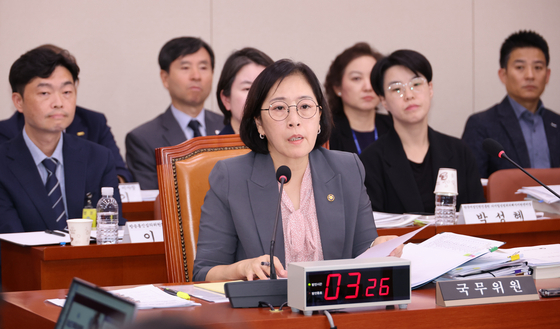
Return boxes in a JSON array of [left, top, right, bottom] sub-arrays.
[[500, 30, 549, 69], [9, 47, 80, 96], [240, 59, 333, 154], [158, 37, 215, 72], [325, 42, 383, 116], [370, 49, 432, 98], [216, 47, 274, 125]]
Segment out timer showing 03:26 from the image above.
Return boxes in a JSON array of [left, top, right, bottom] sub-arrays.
[[288, 258, 411, 311]]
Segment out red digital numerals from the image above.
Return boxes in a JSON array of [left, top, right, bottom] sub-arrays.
[[324, 273, 390, 300]]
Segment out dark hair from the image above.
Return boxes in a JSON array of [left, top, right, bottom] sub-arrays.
[[500, 30, 549, 69], [158, 37, 215, 72], [240, 59, 332, 154], [35, 44, 78, 66], [216, 47, 274, 125], [324, 42, 383, 116], [9, 47, 80, 96], [370, 49, 432, 97]]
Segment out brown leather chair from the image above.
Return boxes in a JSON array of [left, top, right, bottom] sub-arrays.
[[156, 135, 250, 282], [486, 168, 560, 202]]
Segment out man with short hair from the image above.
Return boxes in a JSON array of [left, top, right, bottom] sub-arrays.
[[0, 44, 133, 183], [0, 47, 124, 236], [126, 37, 224, 190], [462, 30, 560, 178]]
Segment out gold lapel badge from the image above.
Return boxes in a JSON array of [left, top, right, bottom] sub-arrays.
[[77, 131, 85, 136], [327, 194, 335, 202]]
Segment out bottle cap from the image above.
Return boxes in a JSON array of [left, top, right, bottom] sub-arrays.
[[433, 168, 458, 195], [101, 187, 114, 196]]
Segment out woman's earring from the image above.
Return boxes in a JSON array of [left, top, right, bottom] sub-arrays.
[[337, 92, 342, 96], [318, 127, 321, 134], [259, 133, 265, 140]]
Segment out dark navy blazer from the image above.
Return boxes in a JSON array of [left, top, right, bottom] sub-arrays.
[[0, 133, 125, 234], [462, 96, 560, 178], [0, 107, 133, 182]]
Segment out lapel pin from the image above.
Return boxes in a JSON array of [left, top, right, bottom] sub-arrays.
[[77, 131, 85, 136], [551, 122, 557, 128], [327, 194, 335, 202], [215, 130, 220, 135]]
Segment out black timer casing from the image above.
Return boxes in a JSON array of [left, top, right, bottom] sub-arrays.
[[288, 257, 411, 311]]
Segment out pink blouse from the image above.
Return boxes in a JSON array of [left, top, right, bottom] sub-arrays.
[[281, 164, 324, 264]]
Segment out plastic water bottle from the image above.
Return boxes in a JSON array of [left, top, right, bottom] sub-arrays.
[[435, 193, 457, 226], [96, 187, 119, 244]]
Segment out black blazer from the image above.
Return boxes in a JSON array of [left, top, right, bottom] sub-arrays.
[[0, 107, 133, 182], [462, 96, 560, 178], [329, 112, 393, 154], [360, 127, 485, 214]]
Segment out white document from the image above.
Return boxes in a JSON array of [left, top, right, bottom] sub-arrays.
[[0, 231, 70, 246], [355, 224, 430, 259], [141, 189, 160, 201], [373, 212, 421, 228], [500, 244, 560, 266], [401, 232, 505, 288], [110, 285, 200, 309], [517, 185, 560, 204]]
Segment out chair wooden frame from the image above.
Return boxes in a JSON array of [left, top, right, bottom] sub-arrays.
[[156, 135, 249, 282], [486, 168, 560, 203]]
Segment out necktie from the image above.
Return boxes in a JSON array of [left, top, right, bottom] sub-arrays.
[[188, 119, 203, 138], [42, 158, 67, 229]]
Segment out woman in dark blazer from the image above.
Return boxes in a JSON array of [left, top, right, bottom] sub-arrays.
[[325, 42, 392, 154], [360, 50, 485, 214], [193, 60, 402, 282]]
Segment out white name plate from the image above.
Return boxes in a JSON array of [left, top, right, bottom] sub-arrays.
[[119, 182, 143, 202], [458, 201, 536, 225], [122, 220, 164, 243]]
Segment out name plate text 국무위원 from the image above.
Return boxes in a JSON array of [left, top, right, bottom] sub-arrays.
[[122, 220, 164, 243], [457, 201, 536, 224], [436, 275, 539, 307]]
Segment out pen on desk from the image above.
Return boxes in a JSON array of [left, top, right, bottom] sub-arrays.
[[45, 229, 65, 237], [160, 287, 190, 300]]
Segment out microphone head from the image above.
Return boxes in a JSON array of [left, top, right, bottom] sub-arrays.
[[482, 138, 505, 158], [276, 165, 292, 183]]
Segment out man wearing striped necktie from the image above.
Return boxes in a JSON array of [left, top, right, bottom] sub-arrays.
[[0, 47, 125, 279]]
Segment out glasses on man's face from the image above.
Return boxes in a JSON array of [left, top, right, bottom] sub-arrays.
[[386, 77, 427, 98], [261, 98, 321, 121]]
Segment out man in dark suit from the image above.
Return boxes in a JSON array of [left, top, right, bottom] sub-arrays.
[[462, 30, 560, 178], [0, 45, 132, 183], [126, 37, 224, 190], [0, 48, 124, 235]]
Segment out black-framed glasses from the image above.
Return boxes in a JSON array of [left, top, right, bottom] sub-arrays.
[[261, 98, 321, 121]]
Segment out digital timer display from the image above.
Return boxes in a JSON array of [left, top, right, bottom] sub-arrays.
[[306, 265, 410, 306]]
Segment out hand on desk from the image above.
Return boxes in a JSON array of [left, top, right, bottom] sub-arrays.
[[206, 254, 287, 281], [372, 235, 404, 257]]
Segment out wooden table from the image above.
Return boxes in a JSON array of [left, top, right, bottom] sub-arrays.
[[122, 201, 156, 221], [1, 241, 166, 292], [378, 217, 560, 248], [2, 279, 559, 329]]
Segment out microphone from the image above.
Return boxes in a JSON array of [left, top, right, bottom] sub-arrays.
[[482, 138, 560, 200], [223, 166, 292, 307], [270, 166, 291, 279]]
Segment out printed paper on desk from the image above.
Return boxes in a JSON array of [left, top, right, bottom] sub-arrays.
[[119, 182, 143, 202], [356, 224, 430, 259], [122, 220, 163, 243]]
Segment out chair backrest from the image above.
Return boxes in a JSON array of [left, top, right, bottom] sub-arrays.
[[156, 135, 250, 282], [486, 168, 560, 202]]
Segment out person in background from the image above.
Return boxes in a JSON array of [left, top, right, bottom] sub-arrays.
[[193, 59, 402, 282], [360, 50, 485, 214], [126, 37, 224, 190], [0, 44, 133, 183], [324, 42, 392, 154], [216, 47, 274, 135], [462, 30, 559, 178], [0, 48, 124, 281]]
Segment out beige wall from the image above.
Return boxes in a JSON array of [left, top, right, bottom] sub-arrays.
[[1, 0, 559, 160]]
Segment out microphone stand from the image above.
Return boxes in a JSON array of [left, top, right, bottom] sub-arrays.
[[501, 152, 560, 200], [269, 176, 286, 280]]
